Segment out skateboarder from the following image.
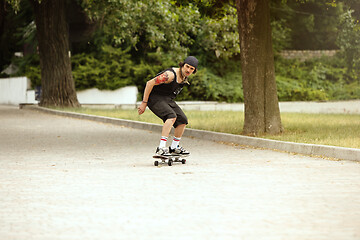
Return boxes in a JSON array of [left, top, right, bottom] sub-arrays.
[[138, 56, 198, 156]]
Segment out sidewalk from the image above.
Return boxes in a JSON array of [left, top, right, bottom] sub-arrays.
[[1, 104, 360, 239]]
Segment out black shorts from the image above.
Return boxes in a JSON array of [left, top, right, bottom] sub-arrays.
[[147, 95, 188, 128]]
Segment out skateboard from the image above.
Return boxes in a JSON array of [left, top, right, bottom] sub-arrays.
[[153, 154, 188, 166]]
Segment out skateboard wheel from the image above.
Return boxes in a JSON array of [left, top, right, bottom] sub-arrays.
[[182, 159, 186, 164], [154, 161, 159, 166], [168, 160, 173, 166]]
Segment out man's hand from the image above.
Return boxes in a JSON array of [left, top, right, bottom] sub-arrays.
[[138, 102, 147, 115]]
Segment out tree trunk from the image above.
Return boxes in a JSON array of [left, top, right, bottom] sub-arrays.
[[0, 0, 5, 35], [235, 0, 282, 135], [30, 0, 80, 107]]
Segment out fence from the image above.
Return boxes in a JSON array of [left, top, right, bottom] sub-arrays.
[[279, 50, 339, 61]]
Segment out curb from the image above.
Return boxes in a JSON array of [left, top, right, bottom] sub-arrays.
[[22, 104, 360, 162]]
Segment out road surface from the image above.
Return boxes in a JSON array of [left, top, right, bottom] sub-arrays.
[[1, 105, 359, 239]]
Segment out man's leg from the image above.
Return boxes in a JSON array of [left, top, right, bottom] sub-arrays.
[[159, 118, 175, 147], [147, 98, 177, 155], [170, 124, 186, 150], [168, 102, 189, 153], [156, 118, 176, 155], [162, 118, 176, 137], [170, 124, 190, 154], [174, 124, 186, 138]]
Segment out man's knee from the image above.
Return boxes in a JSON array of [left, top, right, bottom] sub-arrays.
[[176, 115, 188, 126], [165, 117, 177, 124]]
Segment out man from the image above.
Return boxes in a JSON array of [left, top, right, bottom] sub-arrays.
[[138, 56, 198, 156]]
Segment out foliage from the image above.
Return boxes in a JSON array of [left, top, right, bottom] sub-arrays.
[[276, 76, 328, 101], [3, 0, 360, 103], [193, 6, 240, 62], [272, 0, 344, 50], [274, 55, 360, 101], [80, 0, 201, 63], [176, 68, 243, 103], [71, 45, 133, 90], [11, 53, 41, 87], [72, 0, 244, 102], [0, 1, 34, 70], [271, 19, 292, 53], [72, 0, 359, 102], [78, 0, 242, 73]]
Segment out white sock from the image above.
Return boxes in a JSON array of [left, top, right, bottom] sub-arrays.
[[159, 136, 168, 148], [171, 137, 181, 149]]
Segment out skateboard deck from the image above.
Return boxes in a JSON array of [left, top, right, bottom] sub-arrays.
[[153, 154, 189, 166]]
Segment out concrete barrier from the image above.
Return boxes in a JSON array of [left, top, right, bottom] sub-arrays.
[[0, 76, 138, 106], [0, 77, 37, 105], [77, 86, 138, 105]]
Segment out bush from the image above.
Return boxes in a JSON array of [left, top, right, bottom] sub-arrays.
[[11, 54, 41, 87], [276, 76, 328, 101], [71, 45, 133, 90], [275, 55, 360, 101], [176, 68, 243, 102], [328, 81, 360, 100]]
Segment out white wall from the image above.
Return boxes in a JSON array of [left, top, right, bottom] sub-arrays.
[[0, 77, 138, 105], [76, 86, 138, 105], [0, 77, 37, 105]]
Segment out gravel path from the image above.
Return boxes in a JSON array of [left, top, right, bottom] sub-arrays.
[[1, 105, 360, 240]]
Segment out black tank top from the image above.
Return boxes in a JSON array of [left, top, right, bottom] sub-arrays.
[[150, 68, 185, 98]]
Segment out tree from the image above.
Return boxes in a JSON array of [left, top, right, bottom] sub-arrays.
[[7, 0, 80, 107], [337, 9, 360, 82], [176, 0, 282, 135], [29, 0, 80, 107], [235, 0, 282, 135]]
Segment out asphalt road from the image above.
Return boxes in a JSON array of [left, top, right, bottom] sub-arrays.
[[1, 104, 360, 240]]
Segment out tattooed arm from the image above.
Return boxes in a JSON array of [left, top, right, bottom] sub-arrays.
[[138, 70, 175, 115], [154, 71, 174, 85]]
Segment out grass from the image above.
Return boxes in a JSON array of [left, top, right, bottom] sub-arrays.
[[265, 113, 360, 149], [58, 107, 360, 149]]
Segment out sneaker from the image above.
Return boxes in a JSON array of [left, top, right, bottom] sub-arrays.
[[169, 146, 190, 155], [156, 147, 170, 156]]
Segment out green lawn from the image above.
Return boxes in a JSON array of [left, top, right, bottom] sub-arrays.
[[59, 107, 360, 149]]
